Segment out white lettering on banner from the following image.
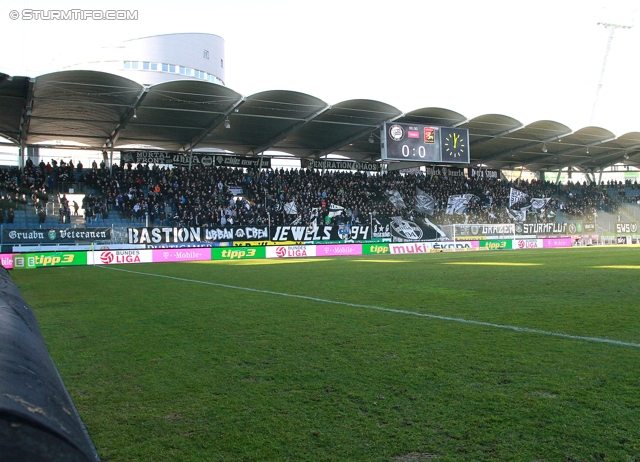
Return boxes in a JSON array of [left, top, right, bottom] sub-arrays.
[[128, 227, 201, 244], [272, 226, 331, 242], [522, 223, 567, 234], [616, 223, 638, 234]]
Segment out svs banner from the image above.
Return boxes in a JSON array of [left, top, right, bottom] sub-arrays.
[[388, 217, 440, 242]]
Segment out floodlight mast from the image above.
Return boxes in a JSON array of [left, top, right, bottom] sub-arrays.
[[590, 21, 632, 124]]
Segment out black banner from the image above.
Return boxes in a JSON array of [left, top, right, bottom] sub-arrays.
[[467, 167, 501, 179], [270, 224, 370, 242], [128, 226, 268, 244], [120, 151, 272, 169], [3, 228, 111, 244], [128, 225, 371, 244], [424, 166, 467, 178], [389, 217, 439, 242], [303, 159, 382, 172], [373, 217, 440, 242]]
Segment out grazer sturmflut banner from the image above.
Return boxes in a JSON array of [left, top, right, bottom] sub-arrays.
[[3, 228, 111, 244], [515, 222, 579, 235], [128, 226, 269, 244]]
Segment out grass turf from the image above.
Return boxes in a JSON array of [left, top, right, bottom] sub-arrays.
[[10, 246, 640, 461]]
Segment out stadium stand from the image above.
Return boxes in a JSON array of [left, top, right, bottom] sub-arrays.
[[2, 162, 639, 240]]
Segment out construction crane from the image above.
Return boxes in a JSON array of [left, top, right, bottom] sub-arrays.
[[590, 21, 633, 124]]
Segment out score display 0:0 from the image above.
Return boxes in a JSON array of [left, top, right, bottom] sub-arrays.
[[401, 145, 426, 157]]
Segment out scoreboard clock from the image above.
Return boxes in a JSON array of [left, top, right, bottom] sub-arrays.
[[381, 122, 469, 164]]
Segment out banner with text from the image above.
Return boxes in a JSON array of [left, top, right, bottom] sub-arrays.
[[4, 228, 111, 245], [128, 226, 268, 244], [121, 151, 272, 169], [303, 159, 382, 172]]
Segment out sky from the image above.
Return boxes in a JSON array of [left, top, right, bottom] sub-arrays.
[[1, 0, 639, 137]]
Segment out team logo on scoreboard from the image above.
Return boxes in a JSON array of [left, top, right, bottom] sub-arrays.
[[424, 127, 435, 144], [388, 124, 405, 141]]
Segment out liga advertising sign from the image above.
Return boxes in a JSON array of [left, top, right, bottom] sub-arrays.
[[512, 239, 543, 250], [266, 245, 316, 259], [13, 252, 87, 269], [87, 249, 153, 265]]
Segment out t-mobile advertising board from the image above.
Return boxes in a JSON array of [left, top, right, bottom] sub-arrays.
[[152, 248, 211, 262], [266, 245, 317, 259], [315, 244, 362, 257], [542, 238, 572, 248], [0, 253, 14, 269]]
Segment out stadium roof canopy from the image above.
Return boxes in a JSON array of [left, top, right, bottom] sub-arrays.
[[1, 70, 639, 173]]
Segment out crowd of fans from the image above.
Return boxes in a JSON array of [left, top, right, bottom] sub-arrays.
[[0, 159, 637, 227]]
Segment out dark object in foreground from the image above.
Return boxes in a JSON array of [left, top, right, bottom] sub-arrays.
[[0, 267, 100, 461]]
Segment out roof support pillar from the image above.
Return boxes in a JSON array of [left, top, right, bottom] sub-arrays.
[[109, 143, 114, 179]]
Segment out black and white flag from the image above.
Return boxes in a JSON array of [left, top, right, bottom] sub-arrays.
[[328, 203, 345, 218], [445, 194, 475, 215], [509, 188, 529, 208], [530, 197, 551, 211], [284, 201, 297, 215], [506, 208, 527, 222], [414, 187, 435, 215], [385, 190, 406, 209]]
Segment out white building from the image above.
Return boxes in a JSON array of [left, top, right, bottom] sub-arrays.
[[52, 33, 225, 86]]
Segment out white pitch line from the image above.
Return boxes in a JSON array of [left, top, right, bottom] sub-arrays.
[[99, 265, 640, 349]]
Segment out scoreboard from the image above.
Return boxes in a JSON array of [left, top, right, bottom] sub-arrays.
[[381, 122, 470, 164]]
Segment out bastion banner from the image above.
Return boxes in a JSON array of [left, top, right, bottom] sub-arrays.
[[128, 225, 371, 244], [3, 228, 111, 244]]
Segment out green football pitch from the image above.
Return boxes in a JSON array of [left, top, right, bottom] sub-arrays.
[[11, 246, 640, 461]]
